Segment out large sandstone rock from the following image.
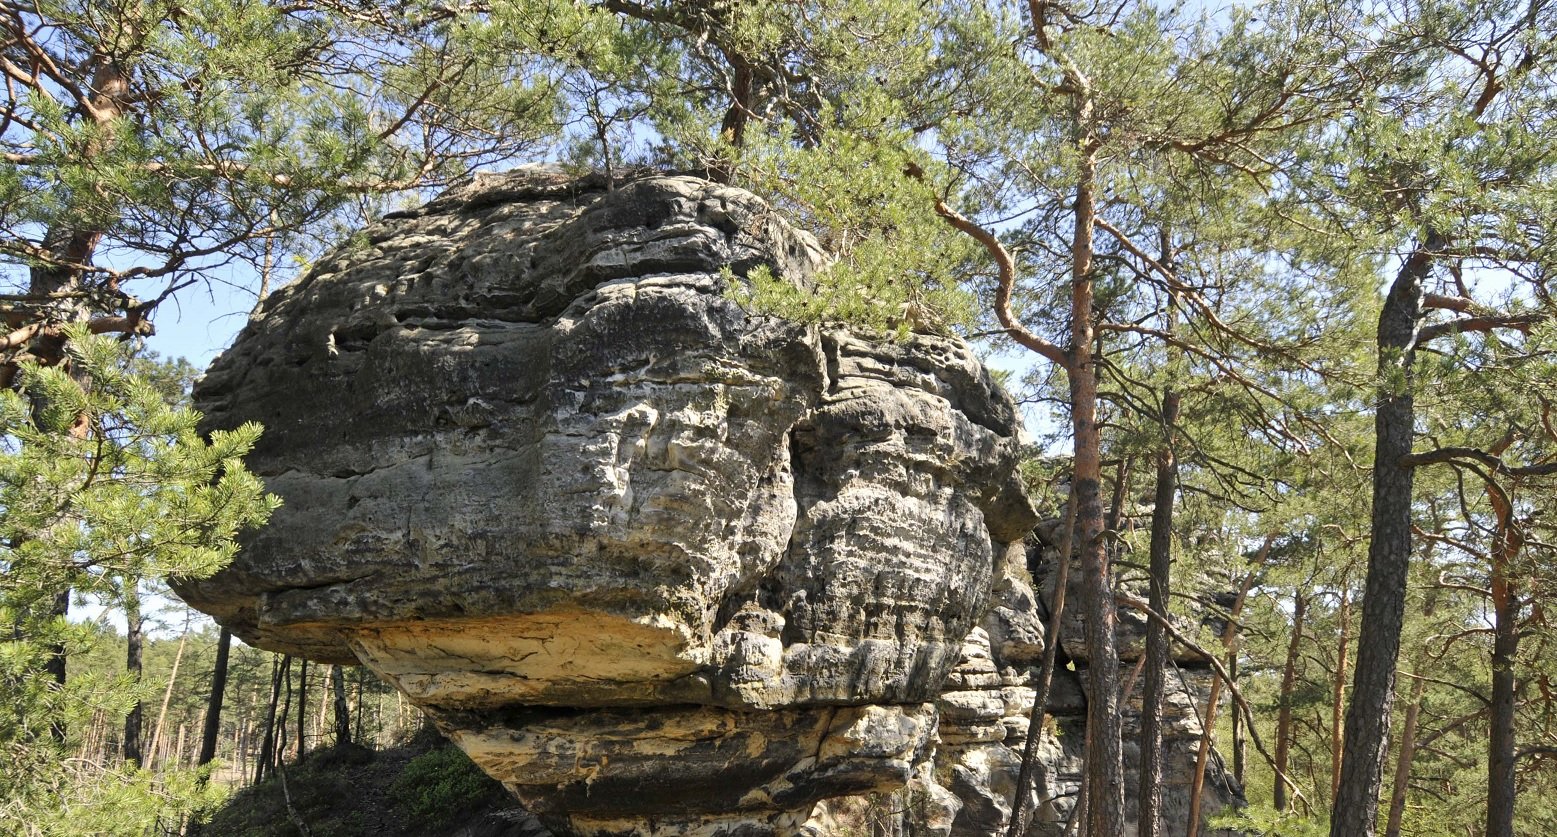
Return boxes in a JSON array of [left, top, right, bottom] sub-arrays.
[[176, 168, 1037, 836]]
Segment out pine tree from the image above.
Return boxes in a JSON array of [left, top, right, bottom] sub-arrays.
[[0, 327, 275, 831]]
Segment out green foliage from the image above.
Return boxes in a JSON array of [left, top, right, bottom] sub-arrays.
[[0, 0, 611, 311], [389, 745, 509, 829], [728, 134, 978, 337], [1211, 804, 1329, 837], [6, 762, 232, 837], [0, 328, 275, 834], [204, 738, 509, 837]]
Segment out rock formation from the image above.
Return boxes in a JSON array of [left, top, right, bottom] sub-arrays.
[[175, 168, 1038, 836], [811, 518, 1244, 837]]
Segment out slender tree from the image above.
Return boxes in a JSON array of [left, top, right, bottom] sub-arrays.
[[121, 580, 144, 767], [1137, 384, 1180, 837], [197, 627, 232, 767], [331, 664, 351, 748]]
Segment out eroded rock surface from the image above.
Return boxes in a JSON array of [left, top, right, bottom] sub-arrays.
[[813, 520, 1245, 836], [176, 168, 1036, 836]]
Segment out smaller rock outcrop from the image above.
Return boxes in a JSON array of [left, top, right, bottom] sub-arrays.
[[812, 518, 1244, 836]]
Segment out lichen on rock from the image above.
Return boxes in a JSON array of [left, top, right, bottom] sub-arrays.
[[176, 167, 1037, 836]]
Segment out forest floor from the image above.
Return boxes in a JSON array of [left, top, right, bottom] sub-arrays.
[[200, 729, 548, 837]]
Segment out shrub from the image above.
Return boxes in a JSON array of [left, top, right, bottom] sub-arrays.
[[389, 745, 508, 828]]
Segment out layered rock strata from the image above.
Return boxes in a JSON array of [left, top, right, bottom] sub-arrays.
[[813, 520, 1244, 836], [176, 168, 1037, 836]]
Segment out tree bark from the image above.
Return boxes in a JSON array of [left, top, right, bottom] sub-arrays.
[[354, 668, 365, 743], [1006, 489, 1078, 837], [122, 582, 144, 767], [332, 664, 352, 748], [1331, 586, 1351, 803], [44, 589, 69, 743], [1275, 594, 1308, 812], [1108, 456, 1133, 535], [147, 626, 189, 771], [1137, 389, 1180, 837], [278, 657, 294, 763], [198, 627, 232, 766], [1069, 156, 1124, 837], [1186, 535, 1272, 836], [1486, 488, 1522, 837], [296, 658, 309, 758], [257, 655, 284, 783], [1383, 667, 1427, 837], [1230, 651, 1245, 787], [1330, 239, 1436, 837]]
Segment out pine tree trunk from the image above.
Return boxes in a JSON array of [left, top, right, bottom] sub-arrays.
[[257, 655, 284, 783], [45, 589, 69, 742], [1384, 671, 1426, 837], [296, 659, 308, 758], [1331, 240, 1436, 837], [236, 720, 247, 780], [19, 57, 133, 749], [123, 582, 144, 767], [1487, 509, 1521, 837], [1006, 492, 1078, 837], [1230, 651, 1245, 787], [318, 670, 331, 742], [277, 656, 293, 762], [1186, 535, 1271, 836], [1066, 144, 1124, 837], [332, 664, 352, 747], [1275, 594, 1307, 812], [1137, 390, 1179, 837], [1108, 457, 1133, 534], [198, 627, 232, 766], [148, 627, 188, 770], [1331, 587, 1351, 804]]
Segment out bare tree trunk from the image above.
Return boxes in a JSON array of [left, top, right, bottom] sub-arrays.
[[1007, 489, 1078, 837], [332, 665, 352, 748], [148, 626, 189, 770], [1230, 651, 1245, 787], [1332, 239, 1436, 837], [123, 582, 144, 767], [354, 668, 365, 743], [318, 669, 331, 742], [1186, 536, 1272, 836], [1108, 457, 1133, 535], [1486, 493, 1522, 837], [1067, 147, 1125, 837], [237, 720, 248, 783], [1137, 389, 1180, 837], [277, 657, 294, 763], [1330, 586, 1351, 804], [198, 627, 232, 766], [1069, 720, 1093, 837], [1384, 670, 1426, 837], [1275, 595, 1308, 812], [296, 659, 309, 758], [257, 655, 284, 783], [45, 590, 69, 743]]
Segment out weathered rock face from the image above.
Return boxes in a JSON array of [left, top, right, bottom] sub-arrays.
[[813, 521, 1245, 837], [176, 168, 1037, 836]]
